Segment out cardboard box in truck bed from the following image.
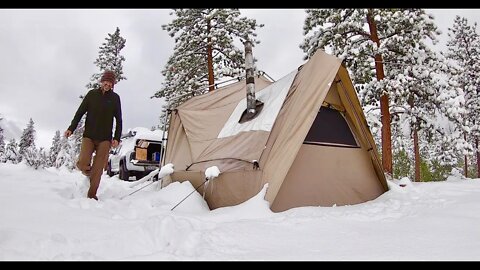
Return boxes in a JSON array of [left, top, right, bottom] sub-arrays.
[[135, 146, 147, 161]]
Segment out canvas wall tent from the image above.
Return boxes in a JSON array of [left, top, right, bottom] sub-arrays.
[[163, 50, 388, 212]]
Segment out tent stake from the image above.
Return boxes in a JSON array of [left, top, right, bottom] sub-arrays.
[[171, 180, 208, 211]]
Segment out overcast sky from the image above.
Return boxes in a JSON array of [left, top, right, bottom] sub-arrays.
[[0, 9, 479, 149]]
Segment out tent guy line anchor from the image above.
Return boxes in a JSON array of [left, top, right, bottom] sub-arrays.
[[171, 166, 220, 211]]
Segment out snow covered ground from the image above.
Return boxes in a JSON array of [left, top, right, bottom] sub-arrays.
[[1, 162, 479, 261]]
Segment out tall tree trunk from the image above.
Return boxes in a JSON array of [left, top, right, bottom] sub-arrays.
[[464, 133, 468, 178], [408, 82, 420, 182], [413, 128, 421, 182], [207, 19, 214, 92], [476, 137, 479, 178], [367, 9, 392, 176]]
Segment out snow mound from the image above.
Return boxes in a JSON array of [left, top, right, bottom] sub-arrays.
[[209, 184, 274, 221]]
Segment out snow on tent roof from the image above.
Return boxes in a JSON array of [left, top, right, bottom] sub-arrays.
[[217, 71, 296, 138]]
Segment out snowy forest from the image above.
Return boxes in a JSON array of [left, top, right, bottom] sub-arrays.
[[0, 9, 479, 182]]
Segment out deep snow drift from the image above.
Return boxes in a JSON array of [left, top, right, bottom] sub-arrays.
[[1, 162, 479, 261]]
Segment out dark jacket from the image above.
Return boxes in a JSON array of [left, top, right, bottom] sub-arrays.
[[68, 88, 122, 141]]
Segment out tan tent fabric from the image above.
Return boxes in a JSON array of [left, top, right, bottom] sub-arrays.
[[166, 76, 272, 171], [323, 82, 344, 111], [164, 50, 388, 212], [335, 66, 387, 190], [165, 111, 193, 171], [262, 51, 343, 203], [171, 170, 264, 209], [191, 130, 269, 171], [271, 144, 385, 212]]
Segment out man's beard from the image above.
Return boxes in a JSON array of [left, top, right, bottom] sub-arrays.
[[102, 85, 112, 91]]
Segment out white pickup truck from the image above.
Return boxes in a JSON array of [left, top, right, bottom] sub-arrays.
[[106, 127, 164, 181]]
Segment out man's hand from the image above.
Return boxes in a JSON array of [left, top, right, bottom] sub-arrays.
[[111, 139, 120, 148], [64, 130, 72, 138]]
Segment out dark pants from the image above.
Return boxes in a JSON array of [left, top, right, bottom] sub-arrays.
[[76, 137, 111, 199]]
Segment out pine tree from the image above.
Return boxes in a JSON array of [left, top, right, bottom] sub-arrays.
[[48, 130, 62, 167], [38, 147, 50, 168], [158, 104, 170, 131], [153, 9, 263, 108], [300, 9, 440, 176], [86, 27, 127, 90], [18, 118, 36, 162], [0, 116, 5, 163], [427, 119, 464, 168], [5, 138, 19, 164], [54, 117, 83, 171], [55, 137, 75, 170], [38, 147, 48, 169], [385, 44, 452, 181], [444, 16, 480, 178], [24, 145, 45, 169], [426, 58, 469, 174]]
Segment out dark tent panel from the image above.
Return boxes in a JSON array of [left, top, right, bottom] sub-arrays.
[[304, 106, 359, 148]]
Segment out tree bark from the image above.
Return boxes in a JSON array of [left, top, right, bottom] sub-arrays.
[[207, 19, 214, 92], [367, 9, 392, 176], [413, 128, 421, 182], [464, 133, 468, 178], [476, 137, 479, 178], [407, 82, 420, 182]]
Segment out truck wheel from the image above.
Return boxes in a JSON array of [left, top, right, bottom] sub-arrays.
[[107, 161, 114, 177], [119, 161, 130, 181], [134, 171, 146, 180]]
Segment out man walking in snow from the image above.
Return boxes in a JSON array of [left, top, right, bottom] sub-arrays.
[[64, 70, 122, 200]]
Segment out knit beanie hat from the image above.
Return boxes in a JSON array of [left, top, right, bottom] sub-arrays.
[[100, 70, 116, 85]]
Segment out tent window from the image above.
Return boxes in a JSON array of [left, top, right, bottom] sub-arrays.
[[304, 106, 359, 148]]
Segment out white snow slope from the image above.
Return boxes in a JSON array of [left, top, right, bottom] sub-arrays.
[[0, 162, 479, 261]]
